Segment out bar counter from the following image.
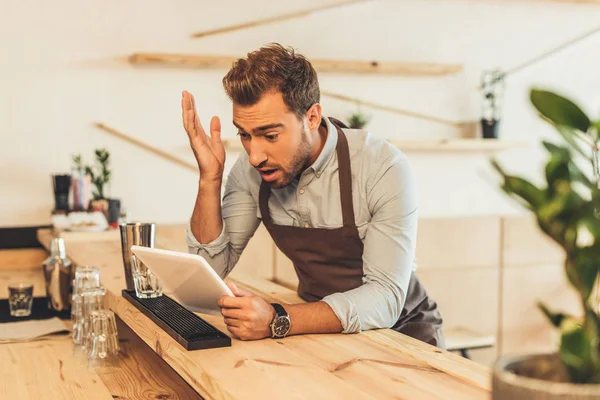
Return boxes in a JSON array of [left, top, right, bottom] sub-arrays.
[[2, 225, 492, 399]]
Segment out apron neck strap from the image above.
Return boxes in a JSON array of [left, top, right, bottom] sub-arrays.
[[259, 117, 357, 228], [333, 123, 357, 228], [259, 179, 273, 224]]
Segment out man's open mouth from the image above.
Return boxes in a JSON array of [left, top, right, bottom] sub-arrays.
[[259, 168, 280, 182]]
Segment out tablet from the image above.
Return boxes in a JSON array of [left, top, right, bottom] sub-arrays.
[[130, 245, 234, 314]]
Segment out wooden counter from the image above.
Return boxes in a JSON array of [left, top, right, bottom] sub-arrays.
[[0, 249, 202, 400], [36, 225, 491, 400]]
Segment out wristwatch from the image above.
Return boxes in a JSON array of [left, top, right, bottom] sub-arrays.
[[269, 303, 291, 338]]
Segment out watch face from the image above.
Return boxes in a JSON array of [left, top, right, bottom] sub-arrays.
[[274, 316, 290, 337]]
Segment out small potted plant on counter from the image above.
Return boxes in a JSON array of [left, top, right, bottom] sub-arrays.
[[86, 148, 112, 215], [492, 89, 600, 399]]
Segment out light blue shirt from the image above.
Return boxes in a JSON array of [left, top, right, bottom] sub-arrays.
[[187, 117, 419, 333]]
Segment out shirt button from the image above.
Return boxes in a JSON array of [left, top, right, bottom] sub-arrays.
[[299, 189, 305, 195], [304, 223, 309, 228]]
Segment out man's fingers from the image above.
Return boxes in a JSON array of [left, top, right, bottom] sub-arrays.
[[182, 91, 191, 110], [227, 326, 242, 339], [220, 307, 247, 319], [181, 92, 191, 133], [218, 295, 246, 309], [223, 317, 241, 327], [210, 116, 221, 141], [190, 93, 205, 136], [226, 281, 254, 297]]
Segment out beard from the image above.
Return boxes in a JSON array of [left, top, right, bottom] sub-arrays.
[[270, 127, 312, 189]]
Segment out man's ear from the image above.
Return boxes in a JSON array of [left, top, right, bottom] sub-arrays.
[[305, 103, 322, 132]]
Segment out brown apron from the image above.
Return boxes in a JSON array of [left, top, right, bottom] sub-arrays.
[[259, 120, 445, 348]]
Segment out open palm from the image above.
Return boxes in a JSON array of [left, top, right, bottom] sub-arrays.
[[181, 90, 225, 181]]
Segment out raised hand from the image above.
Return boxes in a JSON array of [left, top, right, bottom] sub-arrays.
[[181, 90, 225, 182]]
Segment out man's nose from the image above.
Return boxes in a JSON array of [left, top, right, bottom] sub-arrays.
[[248, 141, 267, 168]]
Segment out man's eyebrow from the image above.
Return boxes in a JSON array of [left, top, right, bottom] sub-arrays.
[[254, 123, 284, 133], [232, 121, 284, 134]]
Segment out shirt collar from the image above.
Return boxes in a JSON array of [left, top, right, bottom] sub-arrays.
[[308, 116, 338, 177]]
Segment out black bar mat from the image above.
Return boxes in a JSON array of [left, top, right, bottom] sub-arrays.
[[0, 297, 71, 323], [122, 290, 231, 351]]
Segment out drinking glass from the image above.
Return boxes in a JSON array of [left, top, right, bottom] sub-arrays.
[[72, 286, 105, 348], [72, 266, 100, 296], [87, 309, 120, 366], [131, 255, 162, 299], [8, 283, 34, 317]]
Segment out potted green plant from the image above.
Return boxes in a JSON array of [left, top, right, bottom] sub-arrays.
[[86, 148, 112, 215], [492, 88, 600, 398], [347, 110, 370, 129], [481, 69, 505, 139]]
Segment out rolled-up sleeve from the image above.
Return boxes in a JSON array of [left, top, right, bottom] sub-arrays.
[[322, 153, 418, 333], [186, 156, 261, 278]]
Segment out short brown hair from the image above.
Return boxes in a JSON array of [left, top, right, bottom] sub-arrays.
[[222, 43, 320, 118]]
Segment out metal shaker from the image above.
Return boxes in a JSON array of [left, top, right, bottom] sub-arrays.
[[119, 223, 155, 290], [43, 237, 74, 312]]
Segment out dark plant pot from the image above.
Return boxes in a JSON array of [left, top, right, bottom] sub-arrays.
[[482, 119, 500, 139], [493, 354, 600, 399], [108, 199, 121, 225]]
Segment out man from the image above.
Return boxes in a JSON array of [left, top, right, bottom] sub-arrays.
[[183, 43, 444, 347]]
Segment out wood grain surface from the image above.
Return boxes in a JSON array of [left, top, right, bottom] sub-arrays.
[[0, 249, 48, 270], [1, 259, 203, 399], [128, 53, 463, 76], [0, 336, 113, 400]]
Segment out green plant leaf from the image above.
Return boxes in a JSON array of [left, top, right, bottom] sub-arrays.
[[559, 317, 600, 383], [537, 190, 582, 223], [545, 155, 570, 189], [543, 141, 570, 160], [538, 302, 567, 328], [531, 89, 591, 133], [592, 120, 600, 142], [569, 163, 593, 188], [542, 140, 593, 188], [570, 246, 600, 299], [492, 160, 545, 208], [555, 125, 591, 158]]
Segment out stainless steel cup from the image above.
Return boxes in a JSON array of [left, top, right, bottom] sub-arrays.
[[119, 223, 155, 290]]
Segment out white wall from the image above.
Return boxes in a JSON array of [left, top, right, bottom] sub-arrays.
[[2, 0, 600, 226]]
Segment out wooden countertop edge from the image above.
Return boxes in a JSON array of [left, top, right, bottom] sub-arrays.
[[37, 229, 235, 400], [363, 330, 491, 390], [230, 268, 491, 390], [104, 289, 236, 400]]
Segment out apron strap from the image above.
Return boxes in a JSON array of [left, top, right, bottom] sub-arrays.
[[258, 117, 357, 229], [333, 124, 357, 229], [259, 179, 272, 225]]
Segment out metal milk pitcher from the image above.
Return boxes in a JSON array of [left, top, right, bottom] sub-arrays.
[[119, 223, 155, 290], [43, 237, 74, 312]]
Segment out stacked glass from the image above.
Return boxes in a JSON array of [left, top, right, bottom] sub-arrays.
[[71, 266, 119, 363]]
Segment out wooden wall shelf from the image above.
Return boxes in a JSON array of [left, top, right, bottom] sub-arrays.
[[388, 138, 526, 152], [222, 138, 525, 153], [128, 53, 463, 76]]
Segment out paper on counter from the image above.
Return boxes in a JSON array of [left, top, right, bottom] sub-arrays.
[[0, 317, 70, 343]]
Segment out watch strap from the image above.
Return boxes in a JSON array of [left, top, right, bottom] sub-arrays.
[[271, 303, 287, 317]]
